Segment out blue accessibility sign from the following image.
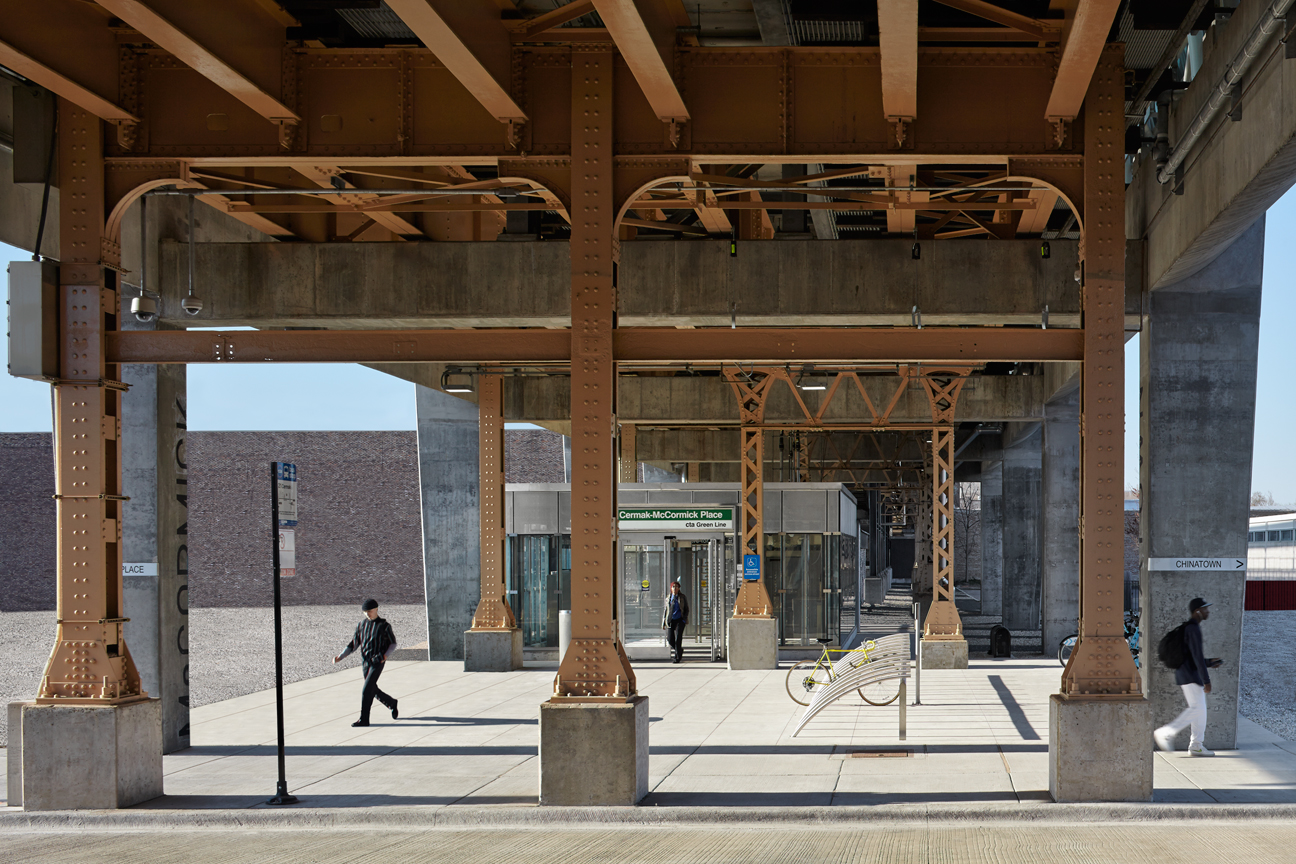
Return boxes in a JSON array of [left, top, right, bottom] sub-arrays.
[[743, 554, 761, 580]]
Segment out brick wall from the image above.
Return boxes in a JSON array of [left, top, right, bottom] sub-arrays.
[[0, 428, 567, 609], [505, 429, 565, 483], [0, 434, 55, 612]]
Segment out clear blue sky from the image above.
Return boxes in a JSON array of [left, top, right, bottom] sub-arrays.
[[5, 191, 1296, 499]]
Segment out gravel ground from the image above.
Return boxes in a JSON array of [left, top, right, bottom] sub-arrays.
[[3, 606, 1294, 748], [1240, 610, 1296, 741], [0, 610, 56, 747], [0, 605, 426, 746]]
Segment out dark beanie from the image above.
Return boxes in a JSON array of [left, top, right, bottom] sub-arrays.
[[361, 598, 379, 611]]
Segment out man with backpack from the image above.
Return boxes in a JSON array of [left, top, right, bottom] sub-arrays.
[[1154, 598, 1223, 756]]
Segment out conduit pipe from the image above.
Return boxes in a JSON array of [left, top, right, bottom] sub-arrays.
[[1158, 0, 1296, 185]]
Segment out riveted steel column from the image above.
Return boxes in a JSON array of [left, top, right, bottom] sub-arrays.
[[1061, 46, 1141, 699], [726, 371, 776, 617], [37, 101, 145, 705], [469, 375, 516, 631], [619, 423, 637, 483], [552, 48, 635, 699]]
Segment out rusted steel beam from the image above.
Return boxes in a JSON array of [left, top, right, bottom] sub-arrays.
[[97, 1, 299, 135], [614, 328, 1084, 363], [385, 0, 527, 126], [592, 0, 690, 123], [0, 38, 137, 124], [106, 329, 574, 364], [1045, 0, 1123, 123], [929, 0, 1059, 41], [878, 0, 918, 133], [633, 200, 1038, 211], [508, 1, 596, 38], [106, 327, 1083, 364]]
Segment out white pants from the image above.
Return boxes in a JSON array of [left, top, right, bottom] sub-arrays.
[[1160, 683, 1208, 749]]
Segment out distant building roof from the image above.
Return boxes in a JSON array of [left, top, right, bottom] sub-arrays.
[[1250, 509, 1296, 522]]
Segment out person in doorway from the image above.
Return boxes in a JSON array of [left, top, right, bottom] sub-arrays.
[[661, 580, 690, 664], [1154, 597, 1224, 756], [333, 598, 399, 727]]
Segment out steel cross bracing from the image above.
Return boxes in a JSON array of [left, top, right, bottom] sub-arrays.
[[725, 369, 776, 618], [469, 375, 517, 632]]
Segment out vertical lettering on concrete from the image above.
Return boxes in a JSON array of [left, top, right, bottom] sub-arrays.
[[168, 388, 190, 745]]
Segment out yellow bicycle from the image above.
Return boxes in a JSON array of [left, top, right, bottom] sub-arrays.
[[785, 639, 901, 707]]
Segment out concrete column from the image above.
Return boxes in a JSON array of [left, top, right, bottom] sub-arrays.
[[1140, 218, 1263, 750], [119, 200, 189, 754], [1001, 425, 1042, 633], [979, 460, 1004, 619], [416, 386, 480, 660], [1040, 388, 1080, 655]]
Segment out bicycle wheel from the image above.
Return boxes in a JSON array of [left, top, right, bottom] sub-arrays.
[[858, 677, 901, 706], [786, 660, 832, 706], [1058, 635, 1078, 667]]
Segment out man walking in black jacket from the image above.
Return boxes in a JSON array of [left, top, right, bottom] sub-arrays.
[[1154, 598, 1223, 756], [333, 598, 399, 727]]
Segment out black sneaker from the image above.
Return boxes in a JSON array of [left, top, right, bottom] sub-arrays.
[[391, 701, 399, 720], [351, 720, 370, 727]]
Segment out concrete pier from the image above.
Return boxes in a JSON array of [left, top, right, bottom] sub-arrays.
[[1139, 218, 1264, 750], [1001, 426, 1042, 633], [415, 386, 480, 661], [539, 697, 649, 806], [979, 460, 1004, 620], [1040, 388, 1080, 656]]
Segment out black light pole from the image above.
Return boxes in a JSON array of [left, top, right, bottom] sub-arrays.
[[267, 462, 298, 806]]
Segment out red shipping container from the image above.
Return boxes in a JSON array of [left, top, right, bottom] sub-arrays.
[[1269, 581, 1296, 611]]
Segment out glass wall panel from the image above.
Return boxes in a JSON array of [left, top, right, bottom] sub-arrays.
[[622, 544, 665, 644], [520, 535, 552, 647]]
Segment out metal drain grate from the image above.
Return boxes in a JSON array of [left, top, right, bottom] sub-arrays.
[[850, 749, 912, 758]]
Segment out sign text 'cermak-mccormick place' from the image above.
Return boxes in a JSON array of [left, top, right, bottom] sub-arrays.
[[617, 508, 735, 532]]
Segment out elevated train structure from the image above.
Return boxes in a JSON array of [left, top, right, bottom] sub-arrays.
[[0, 0, 1284, 807]]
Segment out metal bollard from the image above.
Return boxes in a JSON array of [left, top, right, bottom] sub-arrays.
[[558, 610, 572, 664], [899, 679, 907, 740], [912, 602, 922, 706]]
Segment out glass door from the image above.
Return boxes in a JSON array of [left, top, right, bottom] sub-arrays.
[[621, 540, 665, 646]]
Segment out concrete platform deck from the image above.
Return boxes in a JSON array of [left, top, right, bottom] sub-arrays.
[[4, 656, 1296, 813]]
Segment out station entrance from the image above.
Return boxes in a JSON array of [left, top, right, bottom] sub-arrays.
[[620, 530, 731, 661]]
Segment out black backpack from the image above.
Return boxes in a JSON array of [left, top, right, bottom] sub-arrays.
[[1157, 622, 1189, 669], [988, 625, 1012, 658]]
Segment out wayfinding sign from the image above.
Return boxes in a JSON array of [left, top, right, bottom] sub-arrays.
[[278, 529, 296, 579], [1148, 558, 1246, 571], [743, 554, 761, 580], [617, 507, 734, 532], [275, 462, 298, 527]]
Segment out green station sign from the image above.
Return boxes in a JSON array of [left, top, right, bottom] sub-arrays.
[[617, 507, 735, 532]]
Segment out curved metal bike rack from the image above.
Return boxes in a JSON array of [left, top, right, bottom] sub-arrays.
[[793, 633, 912, 737]]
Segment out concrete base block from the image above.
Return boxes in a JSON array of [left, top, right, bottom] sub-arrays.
[[727, 617, 778, 670], [1049, 694, 1153, 802], [20, 698, 163, 810], [463, 628, 523, 672], [539, 696, 649, 805], [920, 639, 968, 669], [8, 701, 34, 806]]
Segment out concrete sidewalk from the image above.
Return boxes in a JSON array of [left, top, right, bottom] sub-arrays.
[[4, 656, 1296, 812]]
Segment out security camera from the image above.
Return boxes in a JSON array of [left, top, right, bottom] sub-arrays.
[[131, 295, 157, 323], [181, 295, 204, 316]]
